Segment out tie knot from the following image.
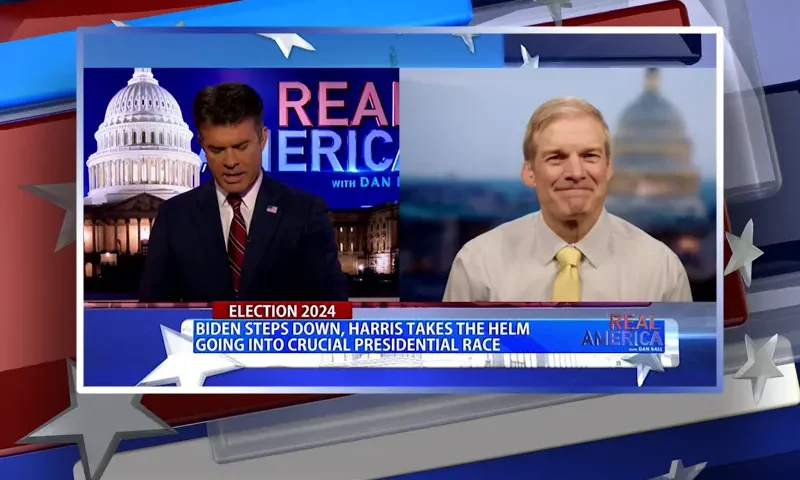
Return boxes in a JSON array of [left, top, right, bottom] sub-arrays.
[[556, 246, 582, 267], [227, 194, 243, 209]]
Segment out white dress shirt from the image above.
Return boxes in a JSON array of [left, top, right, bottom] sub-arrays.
[[443, 210, 693, 302], [215, 172, 263, 249]]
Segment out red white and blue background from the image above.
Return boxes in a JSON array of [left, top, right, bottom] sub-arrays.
[[2, 0, 800, 479]]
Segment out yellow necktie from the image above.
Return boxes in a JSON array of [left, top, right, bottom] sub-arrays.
[[552, 246, 583, 302]]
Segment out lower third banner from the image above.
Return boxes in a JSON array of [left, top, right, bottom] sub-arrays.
[[81, 305, 718, 393], [190, 318, 671, 355]]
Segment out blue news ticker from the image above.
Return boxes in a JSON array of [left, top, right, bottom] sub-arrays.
[[191, 318, 672, 354], [83, 307, 716, 392]]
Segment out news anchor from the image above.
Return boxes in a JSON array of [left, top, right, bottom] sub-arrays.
[[443, 97, 692, 302], [139, 83, 348, 302]]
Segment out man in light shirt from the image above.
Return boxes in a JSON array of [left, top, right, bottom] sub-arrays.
[[443, 97, 692, 302], [140, 82, 347, 302]]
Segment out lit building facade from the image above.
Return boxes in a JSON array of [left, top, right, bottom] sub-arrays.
[[84, 198, 400, 280], [331, 202, 399, 275], [83, 195, 163, 273]]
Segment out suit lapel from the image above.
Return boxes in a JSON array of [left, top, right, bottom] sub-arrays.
[[193, 181, 234, 296], [239, 175, 284, 296]]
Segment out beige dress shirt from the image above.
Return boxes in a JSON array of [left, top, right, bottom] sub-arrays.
[[443, 210, 693, 302]]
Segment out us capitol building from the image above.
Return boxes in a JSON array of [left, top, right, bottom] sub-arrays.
[[605, 68, 705, 221], [82, 68, 203, 274]]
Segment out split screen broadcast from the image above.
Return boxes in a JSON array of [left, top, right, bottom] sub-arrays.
[[78, 28, 723, 393]]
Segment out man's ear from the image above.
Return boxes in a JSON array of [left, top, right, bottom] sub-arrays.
[[260, 127, 268, 150], [521, 160, 537, 188], [606, 155, 614, 181]]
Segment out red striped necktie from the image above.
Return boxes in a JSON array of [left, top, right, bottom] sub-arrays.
[[227, 193, 248, 294]]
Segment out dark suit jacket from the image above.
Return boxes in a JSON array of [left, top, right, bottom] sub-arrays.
[[139, 175, 348, 302]]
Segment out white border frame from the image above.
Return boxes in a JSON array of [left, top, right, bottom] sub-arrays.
[[77, 29, 86, 392], [76, 26, 725, 394]]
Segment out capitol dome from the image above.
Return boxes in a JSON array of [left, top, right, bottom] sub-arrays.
[[606, 68, 704, 221], [608, 69, 700, 194], [85, 68, 203, 205]]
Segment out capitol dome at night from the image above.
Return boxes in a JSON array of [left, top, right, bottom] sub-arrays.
[[85, 68, 203, 205]]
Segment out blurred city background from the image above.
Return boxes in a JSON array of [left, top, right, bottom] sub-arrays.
[[399, 67, 717, 302]]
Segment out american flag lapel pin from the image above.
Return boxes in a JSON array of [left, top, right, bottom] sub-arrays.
[[266, 205, 278, 214]]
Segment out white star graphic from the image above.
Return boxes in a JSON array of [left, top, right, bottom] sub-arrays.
[[733, 334, 783, 405], [624, 353, 664, 387], [520, 45, 539, 68], [534, 0, 573, 26], [20, 182, 75, 252], [139, 325, 243, 387], [257, 33, 316, 59], [649, 459, 707, 480], [453, 33, 478, 53], [111, 20, 185, 27], [724, 218, 763, 287], [18, 360, 175, 480]]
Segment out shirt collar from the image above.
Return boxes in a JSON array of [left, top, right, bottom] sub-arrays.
[[532, 209, 611, 268], [215, 171, 263, 210]]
